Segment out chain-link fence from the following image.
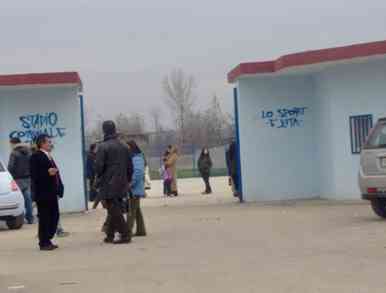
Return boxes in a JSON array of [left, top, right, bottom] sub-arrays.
[[145, 144, 228, 180]]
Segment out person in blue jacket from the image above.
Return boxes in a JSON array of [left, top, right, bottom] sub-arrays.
[[126, 140, 146, 237]]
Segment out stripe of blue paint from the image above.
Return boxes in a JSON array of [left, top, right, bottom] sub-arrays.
[[233, 87, 244, 202]]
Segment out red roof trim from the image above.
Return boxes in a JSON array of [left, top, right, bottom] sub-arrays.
[[0, 72, 82, 87], [228, 40, 386, 83]]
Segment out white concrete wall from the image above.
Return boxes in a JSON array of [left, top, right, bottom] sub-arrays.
[[314, 58, 386, 199], [237, 58, 386, 201], [0, 85, 85, 212], [238, 76, 318, 201]]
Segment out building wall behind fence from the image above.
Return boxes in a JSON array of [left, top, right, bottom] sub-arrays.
[[238, 75, 318, 201], [0, 86, 85, 212], [314, 58, 386, 199]]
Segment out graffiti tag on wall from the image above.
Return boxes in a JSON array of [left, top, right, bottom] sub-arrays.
[[9, 112, 66, 142], [261, 107, 307, 128]]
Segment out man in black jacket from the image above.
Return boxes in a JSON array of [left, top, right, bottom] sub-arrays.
[[95, 121, 131, 244], [30, 134, 64, 251], [8, 137, 34, 224]]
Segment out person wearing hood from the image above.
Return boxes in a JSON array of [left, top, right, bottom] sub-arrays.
[[95, 121, 131, 244], [127, 140, 147, 237], [8, 137, 34, 224]]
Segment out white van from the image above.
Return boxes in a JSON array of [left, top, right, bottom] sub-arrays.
[[0, 160, 25, 229], [359, 118, 386, 218]]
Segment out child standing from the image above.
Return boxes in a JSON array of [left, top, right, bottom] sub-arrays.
[[160, 157, 172, 196]]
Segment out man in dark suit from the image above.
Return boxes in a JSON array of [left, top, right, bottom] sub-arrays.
[[30, 134, 64, 251]]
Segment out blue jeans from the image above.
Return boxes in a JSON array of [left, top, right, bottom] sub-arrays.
[[16, 178, 34, 223]]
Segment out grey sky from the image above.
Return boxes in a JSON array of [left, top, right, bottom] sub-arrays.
[[1, 1, 386, 129]]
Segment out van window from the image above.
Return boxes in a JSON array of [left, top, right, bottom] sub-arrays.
[[364, 121, 386, 149]]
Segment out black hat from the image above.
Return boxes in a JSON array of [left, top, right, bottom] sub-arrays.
[[102, 120, 116, 136]]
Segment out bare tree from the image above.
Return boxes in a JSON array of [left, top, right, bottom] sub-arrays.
[[115, 113, 145, 135], [85, 114, 105, 146], [181, 94, 233, 147], [204, 94, 229, 145], [149, 106, 165, 149], [163, 68, 196, 144], [149, 107, 163, 132]]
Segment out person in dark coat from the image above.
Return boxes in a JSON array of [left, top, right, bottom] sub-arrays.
[[95, 121, 131, 244], [86, 144, 97, 202], [8, 137, 34, 224], [198, 147, 213, 194], [226, 141, 239, 197], [30, 134, 64, 251]]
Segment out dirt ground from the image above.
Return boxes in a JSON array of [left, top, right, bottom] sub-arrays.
[[1, 177, 386, 293]]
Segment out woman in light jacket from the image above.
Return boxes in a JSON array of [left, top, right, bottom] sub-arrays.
[[165, 145, 179, 196], [127, 140, 146, 237]]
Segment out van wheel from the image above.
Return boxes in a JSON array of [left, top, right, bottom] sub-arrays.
[[371, 199, 386, 218], [6, 214, 24, 230]]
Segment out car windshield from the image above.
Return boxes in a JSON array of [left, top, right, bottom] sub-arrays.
[[0, 161, 5, 172], [364, 121, 386, 149]]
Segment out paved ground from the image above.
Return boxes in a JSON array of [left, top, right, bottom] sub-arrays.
[[1, 177, 386, 292]]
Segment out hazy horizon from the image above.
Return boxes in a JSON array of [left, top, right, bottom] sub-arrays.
[[1, 1, 386, 130]]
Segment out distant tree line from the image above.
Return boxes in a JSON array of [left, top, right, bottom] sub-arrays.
[[85, 68, 234, 152]]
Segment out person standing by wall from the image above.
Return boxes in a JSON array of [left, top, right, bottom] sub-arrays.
[[86, 144, 97, 202], [8, 138, 34, 224], [30, 134, 64, 251], [95, 121, 131, 244], [127, 140, 146, 237], [226, 141, 239, 198], [198, 147, 213, 195], [165, 145, 179, 197]]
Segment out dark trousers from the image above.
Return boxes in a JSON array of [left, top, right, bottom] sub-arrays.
[[163, 180, 172, 195], [127, 197, 146, 236], [16, 178, 34, 223], [231, 173, 239, 196], [88, 178, 97, 202], [36, 199, 59, 247], [201, 173, 212, 193], [105, 199, 129, 240]]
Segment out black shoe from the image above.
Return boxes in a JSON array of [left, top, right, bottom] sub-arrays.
[[27, 218, 35, 224], [113, 237, 131, 244], [104, 237, 114, 244], [40, 244, 57, 251], [134, 232, 146, 237]]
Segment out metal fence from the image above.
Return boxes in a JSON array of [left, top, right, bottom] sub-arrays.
[[145, 144, 228, 179]]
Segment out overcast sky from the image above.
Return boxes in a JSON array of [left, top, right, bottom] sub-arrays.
[[1, 1, 386, 129]]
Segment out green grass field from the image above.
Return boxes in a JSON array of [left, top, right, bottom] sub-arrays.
[[150, 168, 228, 180]]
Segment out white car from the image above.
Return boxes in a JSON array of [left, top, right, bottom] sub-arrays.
[[0, 160, 25, 229]]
